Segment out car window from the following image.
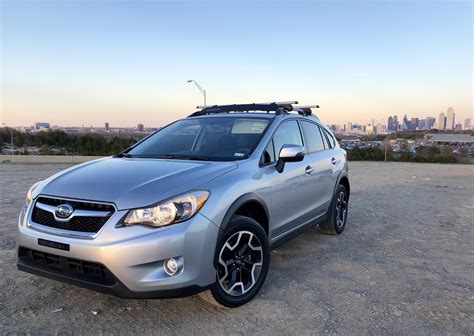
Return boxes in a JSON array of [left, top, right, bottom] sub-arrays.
[[127, 117, 270, 161], [272, 120, 303, 158], [300, 121, 325, 153], [321, 128, 334, 149], [261, 139, 275, 165]]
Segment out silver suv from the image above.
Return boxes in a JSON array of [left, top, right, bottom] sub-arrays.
[[17, 102, 350, 307]]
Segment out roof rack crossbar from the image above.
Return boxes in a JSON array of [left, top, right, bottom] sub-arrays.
[[187, 101, 320, 118], [293, 105, 320, 116], [189, 102, 298, 117]]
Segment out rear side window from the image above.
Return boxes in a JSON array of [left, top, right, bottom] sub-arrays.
[[272, 120, 303, 158], [321, 128, 335, 149], [300, 121, 325, 153]]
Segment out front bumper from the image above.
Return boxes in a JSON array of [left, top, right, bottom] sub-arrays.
[[17, 205, 220, 298]]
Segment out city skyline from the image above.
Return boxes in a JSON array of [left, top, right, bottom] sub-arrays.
[[8, 105, 472, 135], [1, 1, 472, 127]]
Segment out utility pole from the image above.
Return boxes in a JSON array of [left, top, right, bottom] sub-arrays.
[[187, 80, 207, 106]]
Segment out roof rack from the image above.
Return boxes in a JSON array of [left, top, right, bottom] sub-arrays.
[[188, 101, 320, 117]]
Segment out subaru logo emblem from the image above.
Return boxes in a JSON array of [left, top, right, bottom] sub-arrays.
[[55, 204, 74, 219]]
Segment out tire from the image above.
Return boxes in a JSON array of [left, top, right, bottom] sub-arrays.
[[319, 184, 349, 235], [199, 215, 270, 308]]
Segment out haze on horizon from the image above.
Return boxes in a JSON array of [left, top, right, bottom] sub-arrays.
[[1, 1, 472, 128]]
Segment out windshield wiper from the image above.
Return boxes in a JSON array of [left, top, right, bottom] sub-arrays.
[[154, 154, 210, 161], [115, 153, 134, 158]]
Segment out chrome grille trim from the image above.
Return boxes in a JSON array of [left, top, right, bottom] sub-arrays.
[[35, 201, 113, 223], [27, 195, 117, 239]]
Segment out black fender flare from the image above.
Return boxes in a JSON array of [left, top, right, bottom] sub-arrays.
[[333, 170, 350, 200], [219, 193, 270, 233], [213, 193, 270, 269]]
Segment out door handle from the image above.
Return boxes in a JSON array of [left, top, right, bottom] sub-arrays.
[[305, 166, 314, 175], [331, 157, 337, 165]]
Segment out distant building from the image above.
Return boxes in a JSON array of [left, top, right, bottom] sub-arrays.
[[425, 117, 436, 129], [387, 116, 399, 132], [105, 122, 110, 131], [446, 107, 455, 130], [137, 123, 144, 132], [344, 122, 352, 132], [454, 123, 462, 131], [35, 122, 50, 130], [401, 115, 411, 131], [464, 118, 471, 130], [437, 112, 446, 130], [410, 118, 419, 129]]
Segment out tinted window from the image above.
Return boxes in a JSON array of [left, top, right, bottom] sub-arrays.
[[272, 120, 303, 158], [321, 128, 334, 149], [127, 117, 270, 161], [300, 121, 325, 152], [261, 139, 275, 165]]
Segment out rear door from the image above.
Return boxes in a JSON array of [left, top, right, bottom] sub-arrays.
[[299, 120, 335, 213]]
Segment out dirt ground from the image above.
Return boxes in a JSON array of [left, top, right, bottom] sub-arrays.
[[0, 162, 473, 335]]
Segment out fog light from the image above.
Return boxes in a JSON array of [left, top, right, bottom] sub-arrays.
[[164, 258, 179, 276]]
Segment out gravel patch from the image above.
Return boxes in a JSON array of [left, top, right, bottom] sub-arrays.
[[0, 162, 473, 334]]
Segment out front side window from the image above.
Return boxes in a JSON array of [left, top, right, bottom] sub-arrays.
[[272, 120, 303, 158], [127, 117, 270, 161], [300, 121, 325, 153]]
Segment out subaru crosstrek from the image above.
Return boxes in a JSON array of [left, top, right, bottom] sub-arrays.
[[17, 102, 350, 307]]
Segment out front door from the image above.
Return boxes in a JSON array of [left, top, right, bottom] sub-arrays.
[[260, 119, 319, 240]]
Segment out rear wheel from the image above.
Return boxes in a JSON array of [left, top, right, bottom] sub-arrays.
[[319, 184, 348, 235], [199, 215, 270, 308]]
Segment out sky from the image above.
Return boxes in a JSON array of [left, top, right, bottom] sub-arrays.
[[1, 0, 472, 128]]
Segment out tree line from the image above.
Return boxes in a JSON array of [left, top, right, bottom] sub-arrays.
[[1, 129, 139, 156], [347, 146, 467, 164]]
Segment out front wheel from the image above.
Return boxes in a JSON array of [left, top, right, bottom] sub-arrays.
[[319, 184, 349, 235], [199, 215, 270, 308]]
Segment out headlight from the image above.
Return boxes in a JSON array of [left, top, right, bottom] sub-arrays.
[[25, 181, 42, 207], [123, 190, 209, 228]]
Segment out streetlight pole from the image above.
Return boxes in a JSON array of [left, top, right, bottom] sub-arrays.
[[187, 80, 207, 106]]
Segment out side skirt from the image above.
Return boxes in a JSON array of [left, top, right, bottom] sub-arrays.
[[269, 211, 329, 249]]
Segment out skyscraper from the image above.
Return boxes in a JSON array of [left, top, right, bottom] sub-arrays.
[[425, 117, 436, 129], [437, 113, 446, 130], [344, 122, 352, 132], [464, 118, 471, 130], [401, 115, 411, 131], [446, 107, 455, 130], [105, 122, 110, 131], [387, 116, 400, 132]]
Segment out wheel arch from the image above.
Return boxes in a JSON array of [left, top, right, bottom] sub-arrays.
[[220, 193, 270, 236], [338, 174, 350, 200]]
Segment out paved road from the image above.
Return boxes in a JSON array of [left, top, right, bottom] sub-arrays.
[[0, 162, 473, 335]]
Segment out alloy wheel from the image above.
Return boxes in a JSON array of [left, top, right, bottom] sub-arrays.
[[335, 191, 347, 229], [217, 231, 263, 297]]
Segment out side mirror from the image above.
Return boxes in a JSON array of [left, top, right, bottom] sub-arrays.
[[276, 144, 305, 173]]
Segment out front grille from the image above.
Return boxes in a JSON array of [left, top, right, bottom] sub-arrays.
[[31, 196, 114, 233], [36, 196, 114, 212], [18, 247, 115, 285]]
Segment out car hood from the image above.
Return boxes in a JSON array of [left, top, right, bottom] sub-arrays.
[[35, 157, 237, 210]]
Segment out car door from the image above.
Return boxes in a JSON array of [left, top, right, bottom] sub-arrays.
[[260, 119, 318, 239], [300, 121, 338, 212], [319, 126, 343, 199]]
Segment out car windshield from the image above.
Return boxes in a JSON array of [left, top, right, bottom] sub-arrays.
[[124, 117, 270, 161]]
